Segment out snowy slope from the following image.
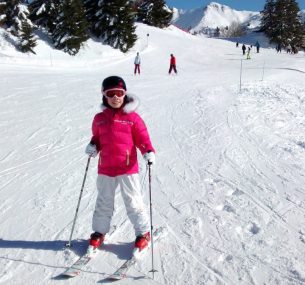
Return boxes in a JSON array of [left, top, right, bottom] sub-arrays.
[[1, 22, 305, 285], [172, 2, 260, 32]]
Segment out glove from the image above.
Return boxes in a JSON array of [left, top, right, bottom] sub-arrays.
[[143, 151, 155, 165], [85, 143, 98, 158]]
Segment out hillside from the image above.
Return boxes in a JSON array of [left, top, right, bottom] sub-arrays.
[[1, 22, 305, 285]]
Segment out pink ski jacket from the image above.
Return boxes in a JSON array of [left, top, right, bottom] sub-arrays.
[[90, 94, 155, 177]]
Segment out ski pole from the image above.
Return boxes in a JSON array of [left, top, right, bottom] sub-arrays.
[[148, 163, 158, 278], [66, 156, 91, 248]]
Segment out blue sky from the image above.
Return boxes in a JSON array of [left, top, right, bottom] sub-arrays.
[[165, 0, 305, 11]]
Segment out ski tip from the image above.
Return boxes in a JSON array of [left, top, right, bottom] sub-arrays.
[[107, 273, 126, 281], [60, 272, 80, 278], [154, 225, 167, 235], [52, 273, 77, 280]]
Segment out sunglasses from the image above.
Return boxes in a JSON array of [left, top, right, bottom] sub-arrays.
[[103, 88, 126, 99]]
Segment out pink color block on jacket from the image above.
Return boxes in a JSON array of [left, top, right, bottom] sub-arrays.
[[90, 94, 155, 177]]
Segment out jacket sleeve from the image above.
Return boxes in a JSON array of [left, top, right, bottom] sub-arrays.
[[90, 115, 100, 151], [133, 114, 155, 155]]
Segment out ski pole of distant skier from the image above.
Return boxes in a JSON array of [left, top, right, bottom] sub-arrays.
[[148, 163, 158, 278], [66, 156, 91, 248]]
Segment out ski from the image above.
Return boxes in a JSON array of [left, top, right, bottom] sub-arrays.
[[106, 227, 166, 281], [57, 247, 98, 278]]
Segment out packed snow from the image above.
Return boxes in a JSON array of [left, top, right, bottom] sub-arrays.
[[1, 20, 305, 285]]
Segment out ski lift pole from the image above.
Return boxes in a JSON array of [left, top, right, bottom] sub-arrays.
[[239, 59, 243, 92], [66, 156, 91, 248], [148, 163, 158, 278], [261, 60, 266, 81]]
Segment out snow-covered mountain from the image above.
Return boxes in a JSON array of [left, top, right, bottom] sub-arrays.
[[172, 2, 305, 34], [172, 2, 259, 32], [172, 2, 261, 32]]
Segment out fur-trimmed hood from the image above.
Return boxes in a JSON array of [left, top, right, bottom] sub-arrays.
[[101, 93, 140, 114]]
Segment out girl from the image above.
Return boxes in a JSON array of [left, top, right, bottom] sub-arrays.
[[85, 76, 155, 252]]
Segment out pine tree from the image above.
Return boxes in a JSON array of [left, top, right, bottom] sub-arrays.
[[84, 0, 112, 38], [108, 0, 137, 52], [270, 0, 304, 48], [260, 0, 276, 36], [284, 0, 305, 48], [85, 0, 137, 53], [0, 2, 6, 27], [0, 1, 19, 30], [19, 20, 37, 53], [10, 3, 33, 37], [83, 0, 99, 29], [29, 0, 60, 34], [52, 0, 89, 55], [0, 1, 37, 53], [137, 0, 172, 28]]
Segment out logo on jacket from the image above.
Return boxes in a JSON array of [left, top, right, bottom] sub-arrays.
[[114, 119, 133, 125]]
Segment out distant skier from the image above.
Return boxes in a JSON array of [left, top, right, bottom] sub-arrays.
[[242, 44, 246, 55], [236, 42, 239, 48], [246, 46, 251, 59], [134, 52, 141, 75], [255, 41, 260, 53], [85, 75, 156, 253], [168, 54, 177, 74]]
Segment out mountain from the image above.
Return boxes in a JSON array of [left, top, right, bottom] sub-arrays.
[[172, 2, 258, 33], [172, 2, 305, 34]]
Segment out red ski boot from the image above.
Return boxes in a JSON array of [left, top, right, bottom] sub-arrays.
[[88, 232, 105, 253], [134, 232, 151, 251]]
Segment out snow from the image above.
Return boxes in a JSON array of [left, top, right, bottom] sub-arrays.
[[1, 20, 305, 285]]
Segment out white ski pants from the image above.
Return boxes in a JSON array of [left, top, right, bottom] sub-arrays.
[[92, 174, 150, 236]]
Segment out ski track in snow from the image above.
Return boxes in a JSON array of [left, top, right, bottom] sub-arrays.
[[1, 24, 305, 284]]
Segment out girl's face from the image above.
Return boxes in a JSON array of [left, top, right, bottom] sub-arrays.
[[103, 89, 126, 109], [107, 96, 124, 109]]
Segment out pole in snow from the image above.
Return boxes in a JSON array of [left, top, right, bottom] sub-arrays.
[[239, 59, 243, 92], [66, 157, 91, 248], [261, 60, 266, 81], [148, 163, 158, 279]]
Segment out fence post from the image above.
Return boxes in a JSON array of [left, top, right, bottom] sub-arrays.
[[239, 59, 243, 92]]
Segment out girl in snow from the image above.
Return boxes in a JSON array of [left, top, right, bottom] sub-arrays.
[[85, 75, 155, 252]]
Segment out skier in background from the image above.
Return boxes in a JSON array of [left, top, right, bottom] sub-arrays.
[[242, 44, 246, 55], [134, 52, 141, 75], [246, 46, 251, 59], [85, 75, 156, 253], [276, 44, 282, 53], [168, 53, 177, 74], [255, 41, 260, 53]]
